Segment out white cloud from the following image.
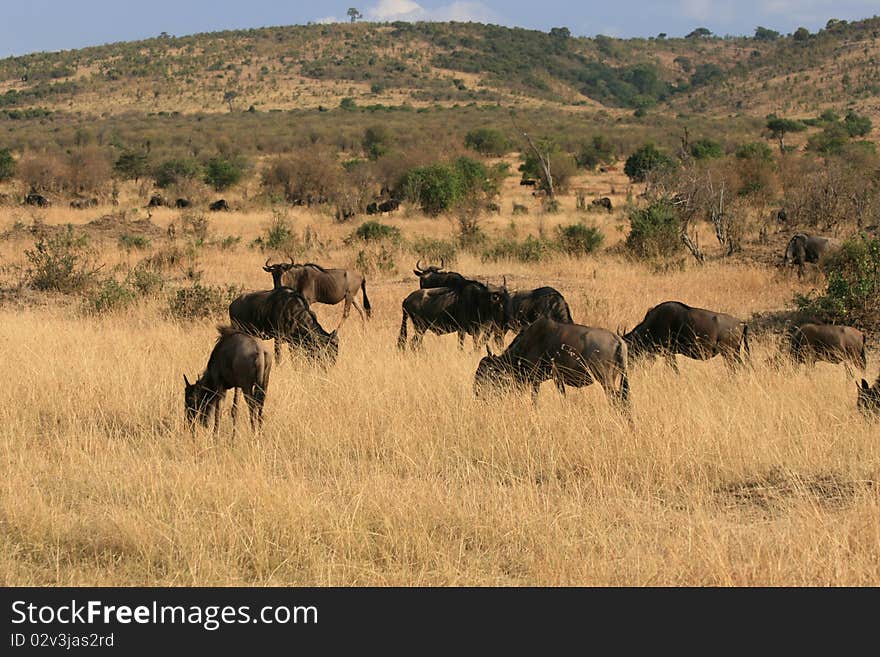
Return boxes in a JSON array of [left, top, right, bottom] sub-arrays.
[[315, 16, 341, 24], [679, 0, 712, 21], [364, 0, 495, 23]]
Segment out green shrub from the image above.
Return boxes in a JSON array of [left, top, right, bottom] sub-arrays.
[[252, 211, 294, 252], [624, 143, 675, 182], [844, 111, 872, 138], [0, 148, 16, 181], [362, 125, 393, 160], [168, 283, 239, 320], [690, 139, 724, 160], [355, 244, 396, 275], [734, 142, 773, 161], [576, 135, 615, 169], [400, 157, 491, 216], [555, 223, 604, 256], [626, 199, 681, 259], [82, 278, 137, 315], [807, 123, 850, 155], [118, 233, 151, 251], [24, 226, 99, 293], [482, 236, 553, 263], [203, 156, 246, 190], [154, 158, 200, 188], [409, 237, 458, 264], [126, 265, 166, 296], [113, 150, 149, 182], [795, 234, 880, 325], [464, 128, 511, 156], [354, 220, 401, 243]]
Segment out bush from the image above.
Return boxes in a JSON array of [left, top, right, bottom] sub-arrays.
[[0, 148, 16, 181], [400, 157, 492, 216], [482, 236, 553, 263], [576, 135, 615, 169], [355, 244, 396, 275], [409, 237, 458, 264], [126, 264, 165, 296], [624, 143, 675, 182], [735, 142, 773, 161], [118, 233, 151, 251], [519, 147, 578, 193], [807, 123, 850, 155], [24, 226, 99, 293], [555, 223, 604, 256], [113, 150, 149, 182], [168, 283, 239, 320], [354, 220, 401, 243], [82, 278, 137, 315], [363, 125, 393, 160], [690, 139, 724, 160], [252, 210, 296, 252], [261, 150, 340, 204], [203, 156, 246, 190], [796, 234, 880, 325], [464, 128, 511, 156], [626, 199, 682, 258], [154, 158, 200, 188], [844, 111, 872, 138]]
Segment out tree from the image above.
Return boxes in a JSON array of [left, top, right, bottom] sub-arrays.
[[347, 8, 362, 23], [624, 143, 675, 182], [204, 156, 246, 191], [689, 139, 724, 160], [223, 90, 238, 112], [549, 27, 571, 39], [464, 128, 511, 156], [0, 148, 16, 182], [153, 158, 200, 188], [844, 111, 872, 138], [363, 125, 393, 160], [113, 150, 149, 182], [765, 114, 806, 153], [793, 27, 810, 41], [685, 27, 712, 39], [754, 26, 780, 41]]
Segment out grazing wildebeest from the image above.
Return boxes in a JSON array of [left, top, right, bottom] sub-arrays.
[[520, 178, 538, 186], [377, 199, 399, 213], [24, 193, 50, 207], [262, 260, 371, 323], [175, 198, 192, 208], [474, 317, 630, 410], [412, 259, 468, 289], [591, 197, 613, 213], [365, 201, 378, 215], [623, 301, 750, 371], [788, 323, 866, 375], [147, 194, 166, 208], [857, 374, 880, 416], [229, 286, 339, 365], [183, 326, 272, 440], [209, 199, 230, 211], [492, 286, 573, 347], [70, 197, 97, 209], [783, 233, 840, 276], [398, 280, 508, 351]]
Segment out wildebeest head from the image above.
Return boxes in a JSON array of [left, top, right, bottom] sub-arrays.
[[262, 257, 296, 287], [183, 374, 213, 428], [474, 346, 515, 398], [857, 377, 880, 416], [412, 258, 446, 277]]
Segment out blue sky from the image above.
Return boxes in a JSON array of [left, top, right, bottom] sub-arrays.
[[1, 0, 878, 57]]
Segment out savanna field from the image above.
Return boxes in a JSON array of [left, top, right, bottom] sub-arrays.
[[1, 183, 878, 586], [1, 18, 880, 587]]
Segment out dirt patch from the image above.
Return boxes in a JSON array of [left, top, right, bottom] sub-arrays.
[[2, 213, 164, 242], [716, 468, 874, 512]]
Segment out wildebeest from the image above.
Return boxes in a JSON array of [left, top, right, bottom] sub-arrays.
[[70, 197, 97, 209], [788, 323, 866, 375], [183, 326, 272, 440], [209, 199, 230, 211], [622, 301, 750, 371], [857, 373, 880, 416], [229, 286, 339, 365], [175, 198, 192, 209], [366, 201, 379, 215], [494, 286, 573, 346], [412, 259, 468, 290], [147, 194, 166, 208], [520, 178, 538, 186], [474, 317, 630, 410], [262, 260, 371, 323], [591, 197, 613, 213], [486, 202, 501, 213], [24, 193, 50, 207], [378, 199, 399, 213], [398, 280, 508, 351], [783, 233, 840, 276]]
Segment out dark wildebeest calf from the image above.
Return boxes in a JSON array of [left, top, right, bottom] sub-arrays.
[[184, 326, 272, 440], [229, 286, 339, 365], [474, 317, 630, 411], [783, 233, 840, 277], [591, 196, 613, 213], [788, 323, 866, 376], [398, 280, 508, 351], [857, 373, 880, 416], [209, 199, 230, 211], [623, 301, 750, 372], [263, 260, 371, 323]]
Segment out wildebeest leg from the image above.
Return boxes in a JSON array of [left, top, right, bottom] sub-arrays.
[[212, 397, 221, 440], [411, 327, 424, 350], [231, 388, 240, 443], [342, 295, 352, 320], [350, 299, 366, 323]]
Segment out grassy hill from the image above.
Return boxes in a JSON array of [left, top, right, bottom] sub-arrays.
[[1, 18, 879, 119]]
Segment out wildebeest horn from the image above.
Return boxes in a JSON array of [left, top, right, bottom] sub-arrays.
[[502, 275, 507, 289], [416, 258, 423, 271], [183, 374, 192, 386], [288, 255, 295, 265], [263, 257, 273, 271], [440, 256, 446, 269]]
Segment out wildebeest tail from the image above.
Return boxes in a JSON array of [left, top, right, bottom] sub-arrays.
[[742, 324, 751, 362], [361, 278, 372, 318], [860, 333, 867, 372], [615, 338, 630, 406], [397, 305, 408, 350]]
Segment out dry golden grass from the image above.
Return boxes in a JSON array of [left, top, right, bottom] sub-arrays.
[[1, 200, 879, 586]]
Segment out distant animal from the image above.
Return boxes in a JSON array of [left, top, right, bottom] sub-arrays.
[[24, 193, 50, 208], [494, 286, 573, 346], [229, 286, 339, 365], [377, 199, 399, 213], [591, 196, 613, 212], [622, 301, 750, 371], [598, 165, 617, 173], [776, 208, 788, 223], [183, 326, 272, 440], [857, 373, 880, 416], [365, 201, 379, 215], [474, 317, 630, 410], [520, 178, 538, 186], [788, 323, 866, 375], [512, 203, 529, 215], [175, 198, 192, 208], [70, 197, 97, 209], [262, 259, 371, 323], [486, 202, 501, 213], [398, 280, 508, 351], [147, 194, 166, 208], [783, 233, 840, 276], [209, 199, 230, 211]]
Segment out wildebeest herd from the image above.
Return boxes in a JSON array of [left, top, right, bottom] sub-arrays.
[[184, 254, 880, 439]]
